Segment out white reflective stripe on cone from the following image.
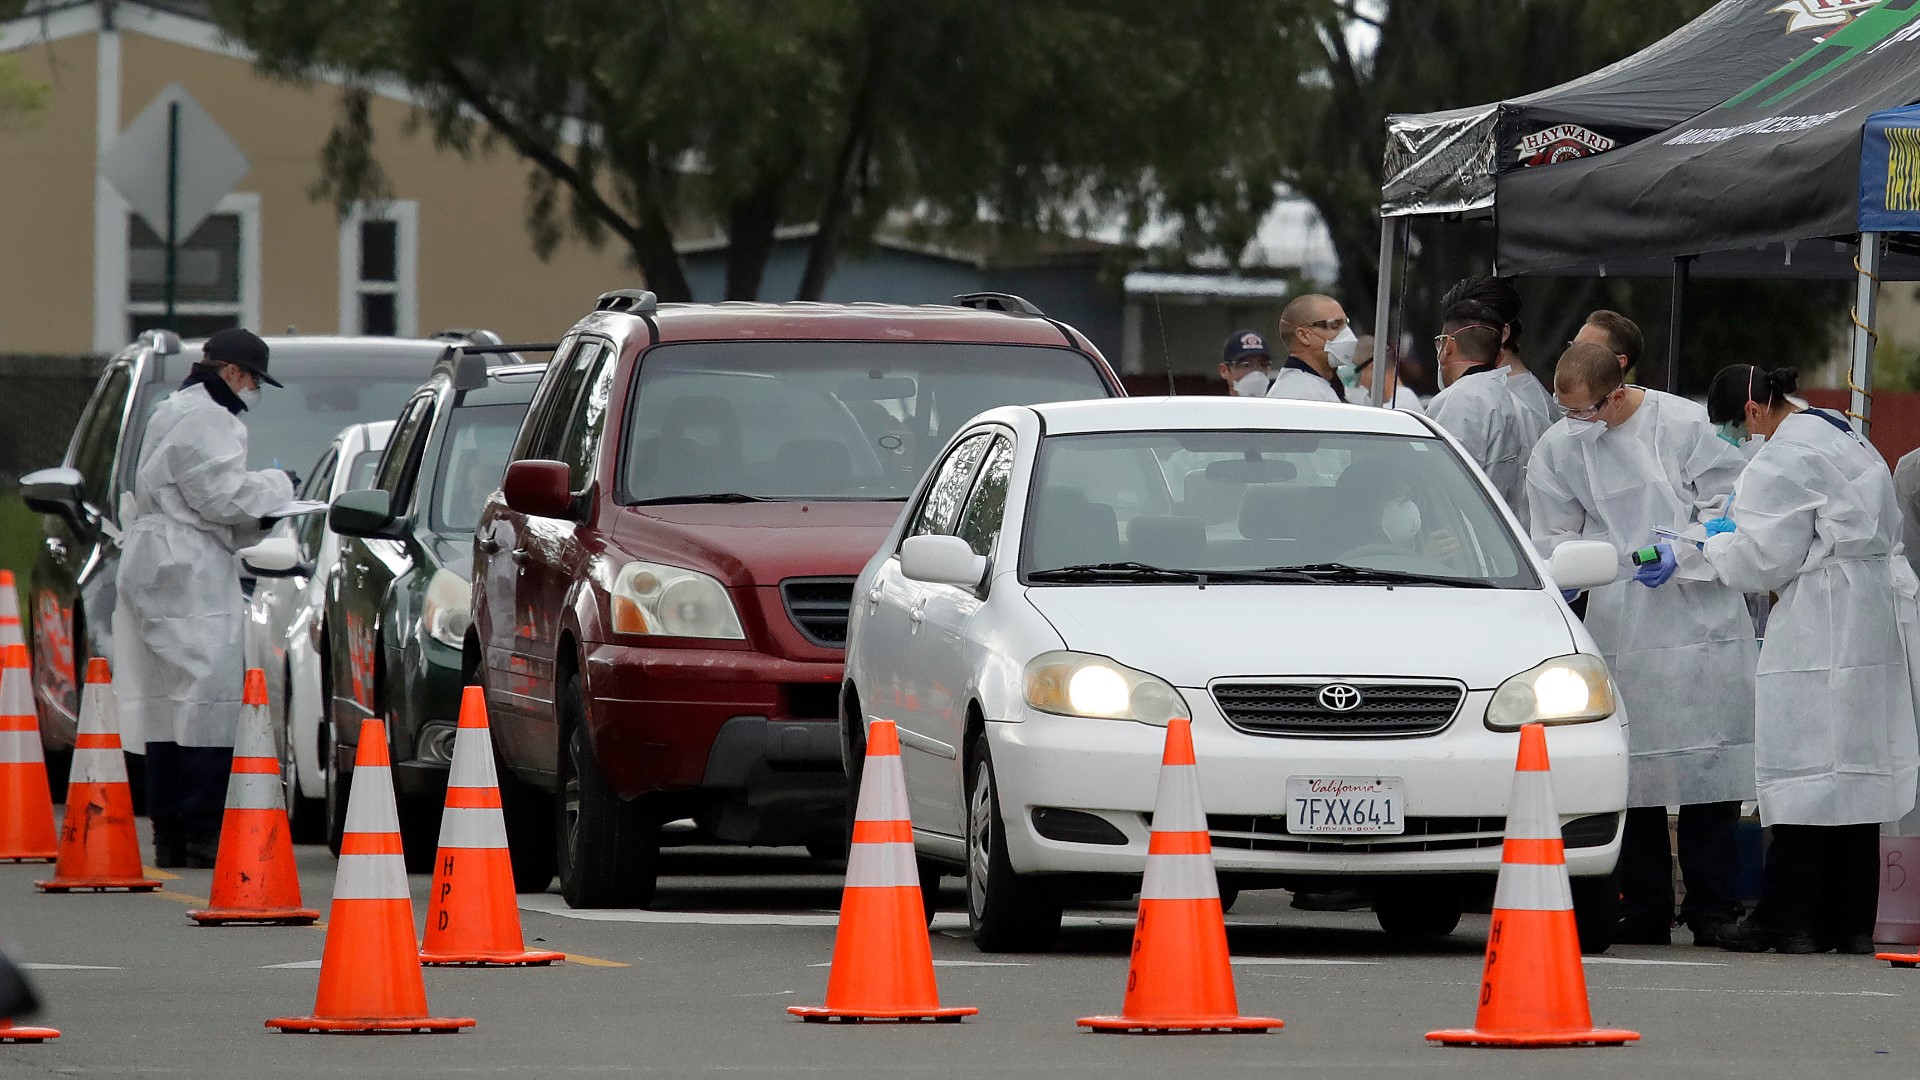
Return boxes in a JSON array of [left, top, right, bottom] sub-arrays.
[[1148, 764, 1206, 834], [223, 768, 282, 810], [1491, 860, 1575, 912], [332, 852, 410, 900], [70, 747, 129, 785], [853, 754, 909, 825], [0, 682, 32, 715], [0, 728, 43, 763], [342, 764, 399, 833], [1140, 852, 1220, 901], [1504, 771, 1560, 840], [447, 725, 499, 789], [232, 704, 276, 759], [436, 806, 509, 849], [844, 840, 918, 888]]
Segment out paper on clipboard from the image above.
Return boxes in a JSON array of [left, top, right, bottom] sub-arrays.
[[263, 499, 330, 520]]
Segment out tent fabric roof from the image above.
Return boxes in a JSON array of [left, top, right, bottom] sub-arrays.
[[1495, 0, 1920, 279], [1381, 0, 1870, 218]]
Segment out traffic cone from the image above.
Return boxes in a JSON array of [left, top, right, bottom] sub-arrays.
[[0, 642, 58, 863], [1078, 718, 1281, 1033], [266, 716, 475, 1034], [1427, 723, 1639, 1048], [419, 686, 562, 965], [36, 658, 158, 892], [0, 1018, 60, 1044], [788, 718, 975, 1023], [187, 669, 318, 924], [0, 569, 23, 647]]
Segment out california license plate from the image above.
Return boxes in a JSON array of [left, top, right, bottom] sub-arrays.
[[1285, 776, 1406, 835]]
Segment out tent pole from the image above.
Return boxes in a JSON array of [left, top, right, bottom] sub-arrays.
[[1665, 256, 1690, 394], [1370, 216, 1408, 408], [1848, 233, 1883, 437]]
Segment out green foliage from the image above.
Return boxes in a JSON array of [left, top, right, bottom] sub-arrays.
[[0, 493, 41, 617], [0, 54, 49, 129]]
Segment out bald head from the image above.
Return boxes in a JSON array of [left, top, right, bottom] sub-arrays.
[[1554, 341, 1624, 399], [1281, 294, 1337, 330]]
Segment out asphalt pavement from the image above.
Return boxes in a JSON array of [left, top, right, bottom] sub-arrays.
[[5, 822, 1919, 1078]]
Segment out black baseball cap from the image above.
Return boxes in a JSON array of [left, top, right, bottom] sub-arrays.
[[1222, 329, 1270, 365], [202, 327, 281, 387]]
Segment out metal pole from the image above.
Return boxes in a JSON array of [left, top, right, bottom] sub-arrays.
[[1369, 216, 1407, 408], [1665, 256, 1690, 394], [164, 99, 179, 329], [1848, 232, 1883, 437]]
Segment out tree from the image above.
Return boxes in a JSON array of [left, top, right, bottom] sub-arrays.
[[211, 0, 1330, 302]]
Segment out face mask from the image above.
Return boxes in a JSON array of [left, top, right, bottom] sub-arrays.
[[1565, 416, 1607, 442], [1714, 421, 1746, 448], [1234, 370, 1271, 397], [1381, 497, 1421, 548], [236, 386, 261, 410], [1335, 362, 1359, 389], [1323, 325, 1359, 367]]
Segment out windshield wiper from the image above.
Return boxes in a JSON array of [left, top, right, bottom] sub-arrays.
[[1257, 562, 1496, 588], [1027, 562, 1317, 584], [633, 492, 776, 505]]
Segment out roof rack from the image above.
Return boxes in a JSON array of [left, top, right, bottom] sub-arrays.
[[435, 342, 561, 392], [595, 289, 659, 315], [953, 292, 1045, 317], [139, 329, 183, 355], [429, 328, 507, 347]]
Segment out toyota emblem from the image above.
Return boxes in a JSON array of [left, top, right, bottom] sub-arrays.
[[1317, 683, 1363, 712]]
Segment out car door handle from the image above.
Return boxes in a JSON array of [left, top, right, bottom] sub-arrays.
[[908, 605, 925, 625], [866, 586, 881, 608], [44, 537, 65, 560], [478, 535, 501, 554], [510, 548, 530, 564]]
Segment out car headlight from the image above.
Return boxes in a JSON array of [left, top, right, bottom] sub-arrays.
[[1023, 651, 1187, 726], [610, 561, 745, 640], [1485, 654, 1616, 730], [420, 568, 472, 648]]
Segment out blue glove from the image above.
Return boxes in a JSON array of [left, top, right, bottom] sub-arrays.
[[1704, 516, 1736, 536], [1560, 589, 1580, 602], [1633, 542, 1676, 588]]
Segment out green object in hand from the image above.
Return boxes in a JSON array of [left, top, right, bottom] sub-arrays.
[[1631, 546, 1661, 567]]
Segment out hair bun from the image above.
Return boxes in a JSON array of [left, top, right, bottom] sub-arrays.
[[1766, 367, 1800, 396]]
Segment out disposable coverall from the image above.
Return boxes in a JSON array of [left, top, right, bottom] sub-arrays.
[[1507, 368, 1556, 431], [1426, 368, 1537, 529], [1264, 358, 1344, 403], [114, 379, 292, 846], [1894, 446, 1920, 580]]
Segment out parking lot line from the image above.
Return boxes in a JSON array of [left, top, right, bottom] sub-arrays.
[[561, 953, 629, 968]]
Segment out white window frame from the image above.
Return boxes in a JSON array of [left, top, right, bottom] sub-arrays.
[[339, 200, 419, 337], [121, 191, 262, 342]]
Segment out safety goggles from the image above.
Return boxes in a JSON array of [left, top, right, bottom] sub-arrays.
[[1433, 324, 1500, 352], [1556, 389, 1617, 420]]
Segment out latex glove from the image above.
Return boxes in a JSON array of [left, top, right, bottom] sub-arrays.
[[1560, 589, 1580, 603], [1633, 542, 1677, 588], [1704, 516, 1736, 536]]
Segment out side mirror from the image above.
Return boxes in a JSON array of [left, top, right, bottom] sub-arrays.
[[1548, 540, 1619, 593], [329, 488, 400, 539], [19, 466, 86, 526], [238, 536, 307, 578], [900, 534, 988, 590], [503, 460, 575, 519]]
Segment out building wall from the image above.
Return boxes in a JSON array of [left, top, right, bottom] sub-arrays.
[[0, 34, 100, 354], [1122, 296, 1289, 381]]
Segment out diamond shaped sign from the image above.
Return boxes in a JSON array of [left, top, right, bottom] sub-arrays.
[[101, 83, 250, 241]]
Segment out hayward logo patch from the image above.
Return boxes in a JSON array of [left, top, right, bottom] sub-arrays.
[[1515, 124, 1616, 167], [1772, 0, 1881, 35]]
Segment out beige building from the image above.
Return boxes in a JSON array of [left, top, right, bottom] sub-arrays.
[[0, 1, 637, 356]]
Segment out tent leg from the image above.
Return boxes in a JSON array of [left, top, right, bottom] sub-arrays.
[[1370, 216, 1408, 408], [1666, 256, 1691, 394], [1848, 233, 1882, 438]]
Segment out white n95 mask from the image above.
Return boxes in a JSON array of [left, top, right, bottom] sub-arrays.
[[1324, 325, 1359, 367], [1381, 498, 1422, 547], [1234, 370, 1272, 397]]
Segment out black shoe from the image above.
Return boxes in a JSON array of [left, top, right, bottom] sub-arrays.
[[1289, 888, 1370, 912], [182, 836, 218, 870], [153, 839, 186, 869], [1613, 916, 1672, 946], [1687, 917, 1739, 948], [1818, 933, 1876, 955], [1717, 918, 1819, 954]]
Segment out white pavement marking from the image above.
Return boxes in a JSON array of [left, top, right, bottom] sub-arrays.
[[260, 960, 323, 969], [1583, 956, 1727, 967], [21, 963, 124, 970], [1230, 957, 1379, 966]]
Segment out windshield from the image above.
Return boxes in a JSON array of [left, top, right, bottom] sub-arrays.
[[621, 341, 1110, 503], [432, 403, 529, 532], [1023, 429, 1536, 588]]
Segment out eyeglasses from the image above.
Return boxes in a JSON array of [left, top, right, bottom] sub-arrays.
[[1302, 317, 1348, 332], [1434, 324, 1500, 352], [1556, 391, 1615, 420]]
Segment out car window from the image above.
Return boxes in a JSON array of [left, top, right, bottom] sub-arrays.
[[72, 363, 134, 513], [619, 340, 1108, 503], [554, 347, 616, 490], [955, 436, 1014, 557], [527, 341, 606, 465], [512, 335, 580, 461], [1024, 429, 1535, 588], [295, 446, 339, 556], [907, 432, 993, 540], [431, 403, 535, 533], [375, 393, 437, 511], [346, 448, 382, 491]]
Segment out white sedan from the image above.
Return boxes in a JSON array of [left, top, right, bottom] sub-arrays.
[[841, 397, 1628, 952]]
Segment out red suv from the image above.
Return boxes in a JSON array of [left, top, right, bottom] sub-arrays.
[[470, 290, 1124, 906]]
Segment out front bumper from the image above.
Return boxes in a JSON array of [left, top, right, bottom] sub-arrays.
[[988, 690, 1628, 881]]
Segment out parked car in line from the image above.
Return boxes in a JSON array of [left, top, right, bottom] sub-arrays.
[[469, 290, 1125, 906], [18, 329, 505, 783], [324, 351, 549, 866], [240, 420, 392, 841], [841, 396, 1631, 952]]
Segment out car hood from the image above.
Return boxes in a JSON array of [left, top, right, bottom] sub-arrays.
[[1021, 584, 1578, 691], [613, 501, 904, 586]]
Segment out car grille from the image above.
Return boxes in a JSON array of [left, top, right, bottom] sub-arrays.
[[780, 577, 856, 648], [1206, 814, 1506, 854], [1211, 680, 1464, 737]]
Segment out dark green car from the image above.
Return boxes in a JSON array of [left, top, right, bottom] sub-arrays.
[[322, 352, 548, 865]]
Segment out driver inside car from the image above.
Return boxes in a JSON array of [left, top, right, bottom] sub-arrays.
[[1332, 456, 1462, 568]]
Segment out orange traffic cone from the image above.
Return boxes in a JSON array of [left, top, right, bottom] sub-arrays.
[[0, 569, 23, 647], [419, 686, 562, 966], [0, 1018, 60, 1044], [1078, 718, 1281, 1033], [36, 659, 158, 892], [0, 642, 58, 863], [789, 719, 975, 1023], [267, 717, 475, 1034], [188, 669, 318, 924], [1427, 723, 1639, 1048]]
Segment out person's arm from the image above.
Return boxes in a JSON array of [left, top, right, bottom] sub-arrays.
[[1697, 450, 1820, 595], [164, 412, 295, 529], [1681, 418, 1747, 522], [1525, 445, 1591, 558]]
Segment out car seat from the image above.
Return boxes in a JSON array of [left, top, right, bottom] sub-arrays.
[[1028, 487, 1120, 569], [1126, 515, 1209, 569]]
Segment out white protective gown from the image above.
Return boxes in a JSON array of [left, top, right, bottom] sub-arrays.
[[1372, 384, 1425, 414], [1507, 367, 1556, 432], [1693, 410, 1920, 826], [113, 383, 292, 750], [1427, 368, 1537, 529], [1265, 362, 1343, 403], [1525, 389, 1757, 807]]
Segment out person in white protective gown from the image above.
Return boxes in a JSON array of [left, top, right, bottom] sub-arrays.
[[1264, 293, 1352, 403], [1439, 275, 1554, 436], [1348, 337, 1424, 414], [1526, 342, 1757, 948], [113, 328, 294, 868], [1426, 301, 1536, 528], [1658, 365, 1919, 955]]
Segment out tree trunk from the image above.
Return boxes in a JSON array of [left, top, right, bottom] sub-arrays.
[[723, 174, 788, 301], [797, 38, 882, 301]]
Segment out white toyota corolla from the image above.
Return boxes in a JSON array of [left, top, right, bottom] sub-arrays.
[[841, 397, 1630, 952]]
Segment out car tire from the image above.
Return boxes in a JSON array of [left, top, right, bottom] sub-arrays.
[[555, 671, 659, 909], [396, 792, 442, 874], [1218, 882, 1241, 914], [805, 833, 848, 861], [1571, 872, 1618, 954], [282, 659, 324, 844], [322, 728, 349, 858], [498, 757, 557, 893], [1374, 890, 1464, 938], [965, 735, 1061, 953]]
